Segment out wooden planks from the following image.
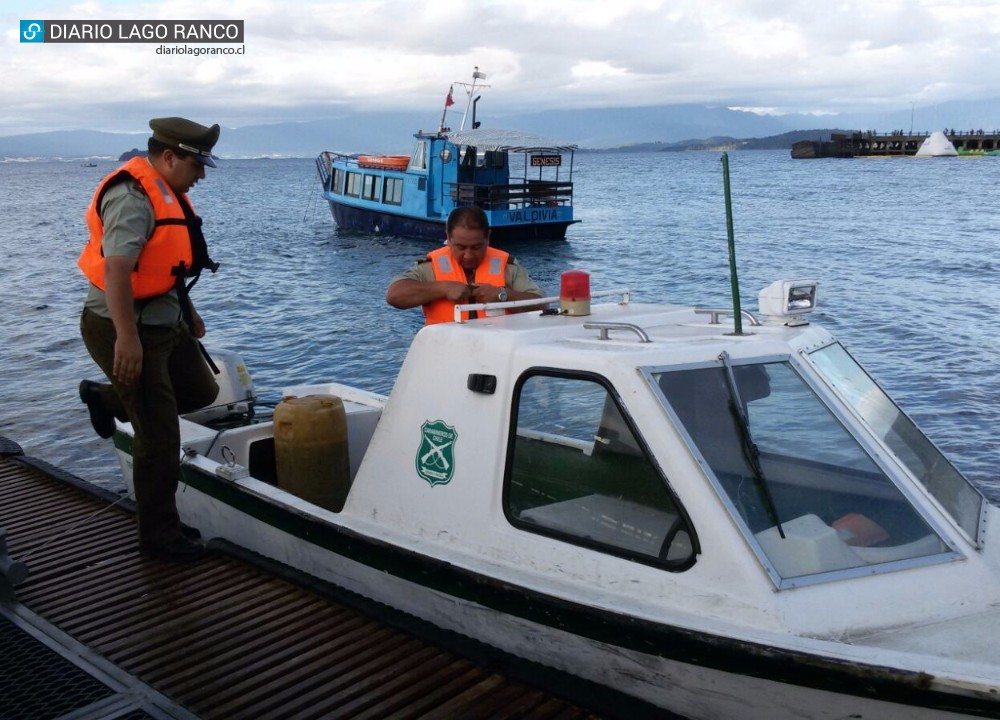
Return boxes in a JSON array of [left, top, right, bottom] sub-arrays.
[[0, 450, 601, 720]]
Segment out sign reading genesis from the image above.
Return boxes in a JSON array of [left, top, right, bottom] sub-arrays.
[[20, 20, 244, 43]]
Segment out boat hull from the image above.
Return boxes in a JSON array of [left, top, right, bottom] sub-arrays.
[[114, 440, 996, 720], [326, 198, 574, 242]]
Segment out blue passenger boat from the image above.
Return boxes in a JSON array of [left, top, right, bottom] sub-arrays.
[[315, 69, 578, 242]]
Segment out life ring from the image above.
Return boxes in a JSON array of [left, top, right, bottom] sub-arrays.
[[357, 155, 410, 171]]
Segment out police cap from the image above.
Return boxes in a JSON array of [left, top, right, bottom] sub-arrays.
[[149, 117, 221, 168]]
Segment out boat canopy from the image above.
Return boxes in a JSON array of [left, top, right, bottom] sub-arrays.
[[444, 128, 577, 153]]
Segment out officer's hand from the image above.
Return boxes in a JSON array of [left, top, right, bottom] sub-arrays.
[[470, 284, 501, 303], [189, 306, 206, 338], [440, 282, 472, 302], [113, 335, 143, 386]]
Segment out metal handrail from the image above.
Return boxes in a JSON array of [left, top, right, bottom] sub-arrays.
[[454, 287, 630, 323], [583, 322, 651, 343], [695, 307, 761, 327]]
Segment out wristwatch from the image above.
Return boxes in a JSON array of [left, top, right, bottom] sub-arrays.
[[497, 287, 508, 302]]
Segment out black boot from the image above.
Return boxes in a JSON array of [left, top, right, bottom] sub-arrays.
[[79, 380, 115, 439]]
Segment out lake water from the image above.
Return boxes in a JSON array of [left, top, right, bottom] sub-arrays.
[[1, 150, 997, 501]]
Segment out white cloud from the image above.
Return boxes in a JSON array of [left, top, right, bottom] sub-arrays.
[[570, 61, 629, 80], [2, 0, 999, 134]]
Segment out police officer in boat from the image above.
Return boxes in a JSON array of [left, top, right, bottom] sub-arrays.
[[77, 117, 222, 562], [385, 207, 544, 324]]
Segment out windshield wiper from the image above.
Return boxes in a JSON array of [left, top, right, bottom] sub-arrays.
[[719, 352, 785, 539]]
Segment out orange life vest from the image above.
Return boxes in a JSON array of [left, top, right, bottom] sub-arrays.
[[423, 245, 509, 325], [78, 157, 197, 299]]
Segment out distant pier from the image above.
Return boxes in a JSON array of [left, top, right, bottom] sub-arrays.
[[792, 130, 1000, 158]]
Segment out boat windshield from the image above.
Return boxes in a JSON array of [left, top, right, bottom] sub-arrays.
[[649, 360, 954, 588], [806, 342, 984, 544]]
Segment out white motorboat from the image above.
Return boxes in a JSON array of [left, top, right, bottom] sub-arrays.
[[113, 280, 1000, 719]]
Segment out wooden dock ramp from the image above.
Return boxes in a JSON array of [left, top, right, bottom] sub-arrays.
[[0, 439, 641, 719]]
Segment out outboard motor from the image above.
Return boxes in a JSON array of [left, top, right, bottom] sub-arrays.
[[184, 348, 256, 423]]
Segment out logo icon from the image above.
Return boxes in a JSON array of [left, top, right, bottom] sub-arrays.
[[20, 20, 44, 42], [416, 420, 457, 487]]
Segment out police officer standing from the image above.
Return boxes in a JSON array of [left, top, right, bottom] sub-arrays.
[[78, 117, 222, 562]]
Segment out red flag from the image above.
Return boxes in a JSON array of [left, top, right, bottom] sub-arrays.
[[445, 85, 455, 107]]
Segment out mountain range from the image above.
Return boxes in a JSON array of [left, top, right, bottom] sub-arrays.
[[2, 97, 998, 160]]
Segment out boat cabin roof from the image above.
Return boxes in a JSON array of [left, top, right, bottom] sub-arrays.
[[443, 128, 577, 153]]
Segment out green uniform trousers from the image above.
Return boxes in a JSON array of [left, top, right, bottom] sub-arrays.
[[80, 309, 219, 547]]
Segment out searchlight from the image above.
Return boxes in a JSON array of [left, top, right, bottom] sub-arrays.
[[758, 279, 818, 325]]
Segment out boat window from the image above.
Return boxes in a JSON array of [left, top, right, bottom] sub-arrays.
[[331, 168, 345, 195], [383, 177, 403, 205], [651, 361, 952, 587], [505, 372, 697, 571], [362, 174, 379, 201], [461, 147, 477, 168], [808, 343, 984, 544], [345, 171, 361, 198], [409, 140, 427, 171], [484, 150, 505, 169]]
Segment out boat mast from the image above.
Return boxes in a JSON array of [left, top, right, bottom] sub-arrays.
[[458, 67, 489, 131]]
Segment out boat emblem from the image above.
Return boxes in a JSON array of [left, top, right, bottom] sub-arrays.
[[416, 420, 457, 487]]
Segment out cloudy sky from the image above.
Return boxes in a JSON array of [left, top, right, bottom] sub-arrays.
[[3, 0, 999, 136]]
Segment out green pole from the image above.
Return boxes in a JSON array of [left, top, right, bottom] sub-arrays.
[[721, 152, 743, 335]]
